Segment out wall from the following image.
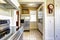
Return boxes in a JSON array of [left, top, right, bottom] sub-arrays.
[[11, 10, 17, 26], [11, 10, 17, 33], [45, 0, 60, 40], [44, 0, 54, 40]]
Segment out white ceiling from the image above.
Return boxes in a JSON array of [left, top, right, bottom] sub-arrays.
[[0, 0, 43, 9], [19, 0, 43, 9], [20, 2, 43, 9], [21, 4, 41, 8], [18, 0, 44, 3]]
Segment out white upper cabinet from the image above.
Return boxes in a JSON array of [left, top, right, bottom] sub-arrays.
[[0, 0, 20, 9], [6, 0, 20, 9]]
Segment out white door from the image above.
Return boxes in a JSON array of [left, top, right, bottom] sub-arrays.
[[55, 8, 60, 40], [55, 0, 60, 40]]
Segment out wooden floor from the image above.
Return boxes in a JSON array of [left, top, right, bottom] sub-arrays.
[[23, 30, 43, 40]]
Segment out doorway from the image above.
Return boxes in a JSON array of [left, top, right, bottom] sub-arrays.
[[20, 2, 44, 40]]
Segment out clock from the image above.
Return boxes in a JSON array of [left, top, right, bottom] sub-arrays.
[[47, 4, 54, 13]]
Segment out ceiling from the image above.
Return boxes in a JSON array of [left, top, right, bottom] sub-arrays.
[[18, 0, 44, 3], [20, 2, 43, 9], [0, 0, 43, 9], [21, 4, 41, 8]]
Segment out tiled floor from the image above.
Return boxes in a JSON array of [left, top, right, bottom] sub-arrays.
[[23, 30, 43, 40]]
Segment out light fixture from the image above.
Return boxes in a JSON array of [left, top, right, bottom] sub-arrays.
[[28, 4, 35, 6], [0, 0, 6, 3]]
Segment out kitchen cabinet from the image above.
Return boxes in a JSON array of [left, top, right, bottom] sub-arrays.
[[22, 9, 29, 14], [0, 0, 19, 9]]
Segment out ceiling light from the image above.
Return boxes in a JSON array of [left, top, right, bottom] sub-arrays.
[[0, 0, 6, 3], [28, 4, 35, 6]]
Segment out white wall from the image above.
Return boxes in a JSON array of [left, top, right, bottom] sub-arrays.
[[44, 0, 60, 40], [11, 10, 17, 26], [44, 16, 54, 40], [44, 2, 54, 40], [0, 8, 11, 16]]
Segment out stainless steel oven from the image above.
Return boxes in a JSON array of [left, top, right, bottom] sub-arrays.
[[0, 20, 10, 38]]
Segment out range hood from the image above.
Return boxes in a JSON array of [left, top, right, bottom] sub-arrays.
[[0, 0, 20, 9]]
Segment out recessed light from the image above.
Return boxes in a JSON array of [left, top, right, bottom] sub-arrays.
[[28, 4, 35, 6]]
